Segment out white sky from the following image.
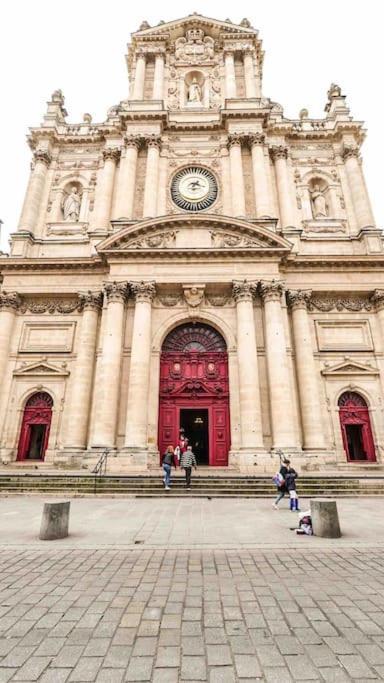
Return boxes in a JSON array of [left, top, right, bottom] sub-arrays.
[[1, 0, 383, 252]]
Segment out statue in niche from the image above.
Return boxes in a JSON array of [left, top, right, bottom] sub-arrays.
[[310, 184, 328, 218], [62, 186, 81, 221], [188, 77, 202, 103]]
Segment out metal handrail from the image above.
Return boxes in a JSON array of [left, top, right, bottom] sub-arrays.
[[92, 449, 110, 493]]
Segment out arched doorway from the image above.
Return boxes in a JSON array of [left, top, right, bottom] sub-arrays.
[[17, 392, 53, 461], [338, 391, 376, 462], [158, 323, 230, 466]]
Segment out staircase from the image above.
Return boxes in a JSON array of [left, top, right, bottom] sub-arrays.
[[1, 473, 384, 497]]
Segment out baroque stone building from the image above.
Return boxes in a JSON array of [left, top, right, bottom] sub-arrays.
[[1, 14, 383, 472]]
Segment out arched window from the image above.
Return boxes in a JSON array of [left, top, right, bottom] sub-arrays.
[[17, 392, 53, 461], [162, 323, 226, 353], [338, 391, 376, 462]]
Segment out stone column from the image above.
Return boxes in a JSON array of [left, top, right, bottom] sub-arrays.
[[232, 281, 263, 448], [132, 53, 146, 100], [249, 133, 272, 217], [152, 52, 165, 100], [243, 50, 257, 98], [92, 282, 128, 448], [0, 292, 20, 387], [224, 50, 236, 99], [287, 290, 326, 449], [113, 136, 140, 219], [63, 292, 103, 450], [270, 145, 296, 228], [142, 136, 161, 218], [92, 148, 121, 231], [228, 135, 246, 216], [18, 150, 52, 232], [343, 146, 375, 229], [259, 280, 296, 448], [124, 281, 156, 449], [371, 290, 384, 397]]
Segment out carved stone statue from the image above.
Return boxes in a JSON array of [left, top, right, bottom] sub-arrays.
[[310, 184, 328, 218], [62, 186, 81, 222], [188, 78, 202, 103]]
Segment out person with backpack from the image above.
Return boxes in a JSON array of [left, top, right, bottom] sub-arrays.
[[161, 445, 177, 491], [272, 457, 290, 509], [285, 464, 300, 511]]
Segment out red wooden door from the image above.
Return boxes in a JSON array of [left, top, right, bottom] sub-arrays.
[[338, 391, 376, 462], [17, 392, 53, 461]]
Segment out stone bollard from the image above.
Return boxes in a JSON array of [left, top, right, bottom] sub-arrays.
[[310, 499, 341, 538], [39, 501, 70, 540]]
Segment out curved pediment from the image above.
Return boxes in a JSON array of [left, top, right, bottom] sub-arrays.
[[97, 215, 292, 257]]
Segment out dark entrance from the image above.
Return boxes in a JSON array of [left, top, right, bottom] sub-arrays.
[[17, 392, 53, 462], [338, 391, 376, 462], [180, 408, 209, 465], [27, 424, 46, 460]]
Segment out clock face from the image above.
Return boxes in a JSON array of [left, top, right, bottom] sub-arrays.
[[171, 167, 218, 211]]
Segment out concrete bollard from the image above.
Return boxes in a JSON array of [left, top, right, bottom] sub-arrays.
[[310, 499, 341, 538], [39, 501, 70, 540]]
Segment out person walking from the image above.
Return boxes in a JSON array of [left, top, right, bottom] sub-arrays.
[[273, 457, 290, 509], [286, 464, 300, 511], [180, 444, 197, 490], [161, 445, 177, 491]]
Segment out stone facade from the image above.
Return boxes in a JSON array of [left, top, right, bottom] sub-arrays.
[[1, 14, 383, 472]]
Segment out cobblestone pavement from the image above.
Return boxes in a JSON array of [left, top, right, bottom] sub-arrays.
[[1, 545, 384, 681]]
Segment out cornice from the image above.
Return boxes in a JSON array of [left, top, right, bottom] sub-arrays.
[[0, 257, 106, 273], [282, 254, 384, 271]]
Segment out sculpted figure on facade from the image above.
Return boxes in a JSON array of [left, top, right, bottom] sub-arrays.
[[310, 183, 328, 218], [62, 186, 81, 221], [188, 77, 202, 103]]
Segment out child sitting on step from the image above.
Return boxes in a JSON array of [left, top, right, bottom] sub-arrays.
[[285, 466, 300, 511]]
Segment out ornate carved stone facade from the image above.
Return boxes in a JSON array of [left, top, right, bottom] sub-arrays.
[[0, 14, 383, 472]]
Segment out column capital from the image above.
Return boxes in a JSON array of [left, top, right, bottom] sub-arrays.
[[144, 134, 162, 150], [0, 291, 21, 312], [78, 290, 103, 312], [232, 280, 257, 303], [124, 134, 141, 150], [227, 133, 246, 149], [259, 279, 285, 303], [104, 281, 129, 303], [130, 280, 156, 303], [248, 132, 265, 147], [33, 149, 52, 167], [135, 50, 146, 61], [286, 289, 312, 311], [342, 145, 360, 161], [102, 147, 121, 162], [269, 145, 288, 161], [371, 289, 384, 312]]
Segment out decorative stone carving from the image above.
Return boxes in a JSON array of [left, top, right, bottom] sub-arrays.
[[269, 146, 288, 161], [187, 77, 202, 104], [210, 231, 263, 249], [144, 134, 162, 149], [232, 280, 257, 303], [19, 298, 81, 314], [122, 231, 177, 250], [125, 134, 141, 149], [33, 150, 52, 167], [206, 295, 231, 307], [104, 281, 129, 303], [286, 289, 312, 310], [0, 291, 21, 311], [342, 146, 360, 161], [183, 285, 205, 308], [62, 186, 81, 222], [310, 184, 328, 218], [227, 133, 245, 148], [102, 147, 121, 162], [174, 28, 215, 64], [259, 279, 285, 302], [370, 289, 384, 311], [157, 295, 181, 307], [308, 297, 373, 312], [78, 291, 103, 312], [130, 281, 156, 303], [248, 133, 265, 146]]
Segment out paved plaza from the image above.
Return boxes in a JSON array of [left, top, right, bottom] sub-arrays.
[[1, 498, 384, 681]]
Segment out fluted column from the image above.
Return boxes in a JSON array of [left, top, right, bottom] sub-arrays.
[[287, 290, 325, 449], [0, 292, 20, 387], [152, 52, 165, 100], [113, 136, 140, 219], [143, 136, 161, 218], [124, 281, 156, 449], [92, 148, 121, 230], [64, 292, 103, 449], [92, 282, 128, 448], [224, 50, 236, 99], [132, 53, 146, 100], [270, 146, 296, 228], [249, 133, 272, 217], [259, 280, 296, 448], [228, 135, 246, 216], [233, 281, 263, 448], [343, 146, 375, 229], [18, 150, 52, 232], [243, 50, 257, 98]]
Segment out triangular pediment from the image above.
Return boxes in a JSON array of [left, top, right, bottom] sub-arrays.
[[321, 359, 379, 376], [97, 215, 292, 257], [132, 15, 258, 40], [14, 360, 70, 377]]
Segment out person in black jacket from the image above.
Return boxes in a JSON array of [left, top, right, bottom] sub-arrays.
[[162, 445, 177, 491], [285, 466, 300, 511], [273, 458, 290, 509]]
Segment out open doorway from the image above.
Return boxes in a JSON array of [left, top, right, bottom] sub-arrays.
[[345, 424, 366, 461], [180, 408, 209, 465], [26, 425, 46, 460]]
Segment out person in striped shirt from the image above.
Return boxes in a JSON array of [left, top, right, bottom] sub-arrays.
[[179, 445, 197, 489]]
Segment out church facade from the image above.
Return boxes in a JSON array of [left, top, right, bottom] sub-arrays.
[[1, 14, 383, 472]]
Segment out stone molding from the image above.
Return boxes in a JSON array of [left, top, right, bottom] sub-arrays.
[[102, 147, 121, 162], [232, 280, 257, 303], [286, 289, 312, 311], [19, 297, 81, 314], [104, 281, 129, 303], [0, 291, 22, 312], [370, 289, 384, 312], [308, 296, 373, 312], [130, 280, 156, 303], [259, 279, 285, 303], [78, 291, 103, 312]]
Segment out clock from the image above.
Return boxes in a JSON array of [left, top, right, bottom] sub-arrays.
[[171, 166, 218, 211]]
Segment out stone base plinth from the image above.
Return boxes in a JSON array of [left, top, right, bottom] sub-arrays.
[[310, 499, 341, 538], [39, 501, 70, 540]]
